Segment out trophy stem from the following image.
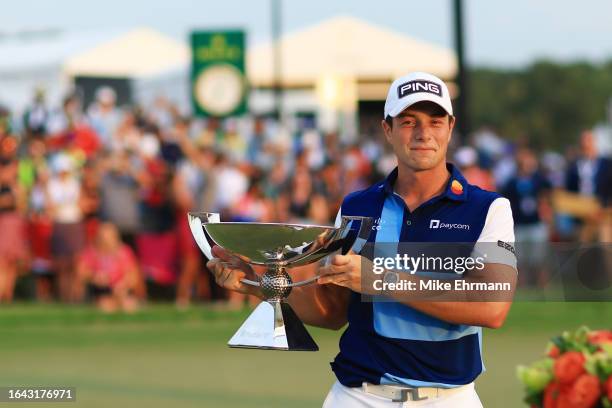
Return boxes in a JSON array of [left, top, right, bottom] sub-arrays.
[[227, 299, 319, 351]]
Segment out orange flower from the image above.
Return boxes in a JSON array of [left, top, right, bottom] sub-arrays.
[[604, 375, 612, 401], [543, 381, 561, 408], [587, 330, 612, 345], [548, 345, 561, 358], [566, 374, 601, 408], [554, 352, 586, 384]]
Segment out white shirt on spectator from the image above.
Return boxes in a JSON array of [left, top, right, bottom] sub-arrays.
[[47, 177, 82, 223]]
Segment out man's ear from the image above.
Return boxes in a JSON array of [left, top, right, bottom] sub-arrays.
[[381, 119, 393, 144], [447, 115, 456, 142]]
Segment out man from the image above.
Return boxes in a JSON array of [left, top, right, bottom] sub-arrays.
[[565, 130, 611, 207], [87, 87, 122, 149], [564, 130, 612, 242], [502, 146, 551, 287], [22, 87, 49, 137], [207, 72, 517, 407]]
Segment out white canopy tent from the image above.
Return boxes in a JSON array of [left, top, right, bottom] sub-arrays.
[[0, 29, 120, 114], [246, 16, 457, 136], [63, 28, 189, 78], [0, 28, 189, 113], [63, 28, 190, 111], [1, 18, 457, 134], [247, 16, 457, 88]]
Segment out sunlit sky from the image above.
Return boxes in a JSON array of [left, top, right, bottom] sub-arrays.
[[2, 0, 611, 67]]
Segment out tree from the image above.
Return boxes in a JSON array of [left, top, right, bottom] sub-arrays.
[[469, 60, 612, 150]]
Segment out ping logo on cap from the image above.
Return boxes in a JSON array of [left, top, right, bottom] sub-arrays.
[[397, 80, 442, 99]]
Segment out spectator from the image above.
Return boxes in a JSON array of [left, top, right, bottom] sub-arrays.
[[87, 87, 122, 149], [196, 117, 223, 148], [280, 166, 330, 225], [81, 161, 101, 244], [47, 94, 100, 159], [221, 118, 246, 162], [231, 177, 274, 222], [99, 151, 142, 249], [454, 146, 496, 191], [22, 88, 49, 138], [18, 138, 48, 193], [137, 158, 177, 298], [213, 154, 248, 216], [112, 110, 142, 153], [565, 130, 612, 242], [502, 147, 552, 287], [159, 122, 184, 167], [173, 134, 219, 308], [76, 223, 140, 313], [47, 154, 84, 301], [28, 167, 54, 301], [0, 157, 28, 303], [343, 144, 371, 194], [565, 130, 612, 206], [246, 117, 272, 170]]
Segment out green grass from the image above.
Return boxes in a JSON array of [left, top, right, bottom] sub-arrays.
[[0, 302, 611, 407]]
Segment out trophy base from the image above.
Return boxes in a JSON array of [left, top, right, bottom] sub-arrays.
[[227, 300, 319, 351]]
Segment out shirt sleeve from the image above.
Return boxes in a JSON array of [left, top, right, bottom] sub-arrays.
[[333, 208, 342, 228], [471, 197, 517, 270]]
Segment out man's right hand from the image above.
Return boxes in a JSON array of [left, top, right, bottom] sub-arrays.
[[206, 246, 263, 298]]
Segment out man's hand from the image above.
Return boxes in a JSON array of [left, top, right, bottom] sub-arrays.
[[206, 246, 263, 298], [317, 251, 373, 294]]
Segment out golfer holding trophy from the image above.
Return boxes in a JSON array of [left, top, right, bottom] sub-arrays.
[[192, 72, 518, 407]]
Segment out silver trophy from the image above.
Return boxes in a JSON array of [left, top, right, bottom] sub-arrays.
[[187, 212, 373, 351]]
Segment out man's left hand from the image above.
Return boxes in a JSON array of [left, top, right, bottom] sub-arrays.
[[317, 252, 373, 294]]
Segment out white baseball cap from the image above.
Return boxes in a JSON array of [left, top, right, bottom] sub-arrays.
[[51, 153, 74, 174], [384, 72, 453, 118], [454, 146, 477, 167]]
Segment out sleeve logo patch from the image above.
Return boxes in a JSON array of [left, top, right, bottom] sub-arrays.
[[497, 240, 516, 255]]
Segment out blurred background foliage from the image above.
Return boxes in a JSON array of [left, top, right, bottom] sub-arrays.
[[470, 60, 612, 150]]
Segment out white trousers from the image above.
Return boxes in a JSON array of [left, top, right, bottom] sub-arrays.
[[322, 381, 483, 408]]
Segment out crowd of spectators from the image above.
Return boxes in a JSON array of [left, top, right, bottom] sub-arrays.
[[0, 87, 609, 309]]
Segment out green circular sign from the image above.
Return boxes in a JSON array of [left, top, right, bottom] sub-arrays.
[[194, 63, 245, 116]]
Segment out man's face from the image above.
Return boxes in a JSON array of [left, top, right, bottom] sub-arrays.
[[580, 130, 597, 159], [517, 148, 537, 174], [381, 101, 455, 171]]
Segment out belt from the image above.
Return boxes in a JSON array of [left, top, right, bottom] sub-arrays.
[[362, 382, 472, 402]]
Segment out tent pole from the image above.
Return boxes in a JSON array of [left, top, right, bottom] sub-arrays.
[[453, 0, 469, 142], [271, 0, 283, 122]]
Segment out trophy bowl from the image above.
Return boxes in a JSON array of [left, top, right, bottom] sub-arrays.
[[188, 212, 373, 351]]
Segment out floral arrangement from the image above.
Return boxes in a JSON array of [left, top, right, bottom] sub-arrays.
[[517, 327, 612, 408]]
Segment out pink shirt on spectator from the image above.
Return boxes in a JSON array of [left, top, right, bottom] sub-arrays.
[[79, 244, 137, 287]]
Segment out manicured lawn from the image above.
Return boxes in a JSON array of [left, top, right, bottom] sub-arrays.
[[0, 302, 610, 407]]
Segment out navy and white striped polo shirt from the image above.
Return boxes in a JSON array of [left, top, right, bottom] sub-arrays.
[[331, 163, 516, 388]]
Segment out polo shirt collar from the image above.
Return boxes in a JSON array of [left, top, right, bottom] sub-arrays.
[[382, 163, 468, 202]]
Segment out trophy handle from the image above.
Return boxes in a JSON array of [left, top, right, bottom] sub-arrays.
[[187, 211, 220, 260], [286, 275, 318, 287], [239, 278, 261, 287], [189, 212, 260, 287], [339, 215, 374, 255]]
